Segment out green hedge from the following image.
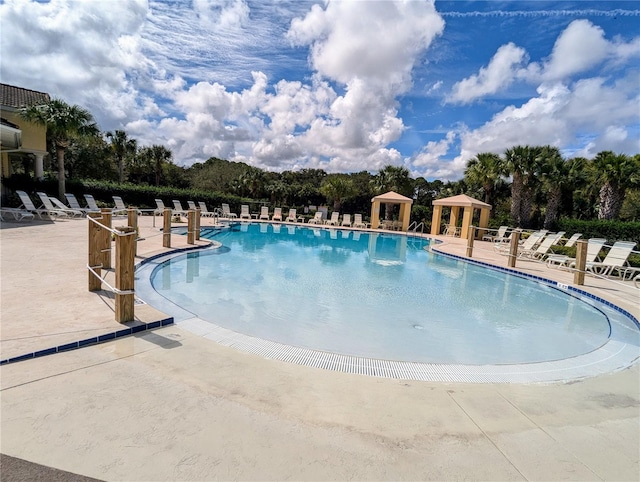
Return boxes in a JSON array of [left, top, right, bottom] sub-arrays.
[[556, 219, 640, 247]]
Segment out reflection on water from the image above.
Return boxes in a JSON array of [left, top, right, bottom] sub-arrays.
[[367, 233, 407, 266]]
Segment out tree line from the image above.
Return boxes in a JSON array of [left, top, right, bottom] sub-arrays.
[[15, 98, 640, 228]]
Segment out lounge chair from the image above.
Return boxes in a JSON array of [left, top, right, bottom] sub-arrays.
[[259, 206, 269, 220], [482, 225, 508, 242], [272, 207, 282, 221], [0, 207, 35, 221], [35, 192, 70, 218], [547, 238, 606, 268], [341, 214, 352, 227], [198, 201, 217, 217], [325, 212, 340, 226], [15, 190, 57, 219], [562, 233, 582, 248], [65, 193, 99, 215], [285, 209, 298, 222], [307, 212, 323, 224], [172, 200, 189, 217], [154, 199, 167, 216], [520, 232, 563, 260], [240, 205, 251, 220], [353, 214, 369, 228], [84, 194, 100, 211], [221, 203, 237, 219], [585, 241, 637, 278], [187, 201, 197, 210], [48, 196, 84, 217], [112, 196, 128, 215], [634, 274, 640, 289], [495, 230, 544, 255], [552, 231, 566, 245]]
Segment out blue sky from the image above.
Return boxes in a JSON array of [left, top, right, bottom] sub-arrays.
[[1, 0, 638, 180]]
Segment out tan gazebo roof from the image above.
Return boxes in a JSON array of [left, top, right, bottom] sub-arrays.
[[432, 194, 491, 209], [371, 191, 413, 203]]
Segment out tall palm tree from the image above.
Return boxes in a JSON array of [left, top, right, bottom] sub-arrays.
[[106, 130, 137, 183], [464, 152, 504, 207], [138, 145, 173, 186], [320, 175, 357, 212], [590, 151, 640, 220], [19, 98, 98, 199], [371, 165, 414, 219], [503, 145, 541, 227]]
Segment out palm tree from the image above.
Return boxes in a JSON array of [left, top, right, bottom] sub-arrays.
[[106, 130, 137, 183], [503, 145, 541, 227], [371, 165, 414, 219], [320, 176, 357, 212], [590, 151, 640, 220], [138, 145, 173, 186], [464, 152, 504, 208], [19, 98, 98, 199]]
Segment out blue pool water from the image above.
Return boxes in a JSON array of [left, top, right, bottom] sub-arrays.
[[148, 223, 613, 365]]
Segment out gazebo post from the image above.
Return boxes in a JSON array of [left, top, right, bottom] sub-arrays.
[[370, 200, 381, 229], [431, 205, 442, 235], [400, 203, 411, 231], [449, 206, 460, 231], [478, 208, 490, 239], [460, 207, 473, 239]]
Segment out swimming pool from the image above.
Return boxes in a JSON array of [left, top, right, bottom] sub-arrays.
[[136, 223, 640, 382]]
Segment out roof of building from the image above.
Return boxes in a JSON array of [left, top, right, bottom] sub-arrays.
[[371, 191, 413, 203], [432, 194, 492, 209], [1, 83, 50, 109]]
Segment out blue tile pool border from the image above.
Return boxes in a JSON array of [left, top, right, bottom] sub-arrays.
[[0, 318, 174, 366]]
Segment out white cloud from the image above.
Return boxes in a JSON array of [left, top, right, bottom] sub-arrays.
[[448, 43, 528, 104]]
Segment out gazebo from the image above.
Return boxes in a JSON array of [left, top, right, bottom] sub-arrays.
[[431, 194, 491, 239], [370, 191, 413, 231]]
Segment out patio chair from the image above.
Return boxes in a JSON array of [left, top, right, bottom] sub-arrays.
[[341, 214, 352, 227], [353, 213, 369, 228], [552, 231, 566, 245], [198, 201, 217, 217], [0, 207, 35, 221], [307, 212, 323, 224], [325, 212, 340, 226], [562, 233, 582, 248], [259, 206, 270, 220], [84, 194, 100, 211], [154, 199, 167, 216], [285, 209, 298, 222], [520, 232, 563, 260], [584, 241, 637, 278], [65, 193, 99, 215], [172, 200, 189, 217], [187, 201, 197, 210], [482, 225, 508, 242], [35, 192, 70, 218], [48, 196, 84, 217], [494, 230, 544, 255], [15, 191, 57, 219], [240, 204, 251, 219], [221, 203, 237, 219], [112, 195, 128, 215], [546, 238, 606, 269], [271, 207, 282, 221]]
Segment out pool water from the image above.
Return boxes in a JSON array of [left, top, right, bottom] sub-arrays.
[[149, 223, 612, 365]]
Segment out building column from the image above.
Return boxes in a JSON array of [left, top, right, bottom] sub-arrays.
[[34, 154, 44, 180], [430, 205, 442, 235]]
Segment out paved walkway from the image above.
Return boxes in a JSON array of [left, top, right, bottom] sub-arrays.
[[1, 215, 638, 481]]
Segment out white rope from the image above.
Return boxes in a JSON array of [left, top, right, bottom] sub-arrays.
[[87, 215, 137, 236], [86, 264, 135, 295]]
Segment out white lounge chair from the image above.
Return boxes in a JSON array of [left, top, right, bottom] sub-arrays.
[[112, 196, 128, 215], [520, 232, 563, 260], [172, 200, 189, 217], [154, 199, 167, 216], [341, 214, 352, 227], [562, 233, 582, 248], [35, 192, 70, 218], [48, 196, 84, 217], [198, 201, 217, 217], [353, 213, 369, 228], [482, 225, 508, 242], [187, 201, 197, 210], [84, 194, 101, 212], [285, 209, 298, 222], [0, 207, 35, 221], [552, 231, 566, 245], [495, 230, 544, 255], [221, 203, 237, 219], [271, 207, 282, 221], [65, 193, 99, 215], [585, 241, 637, 278], [259, 206, 269, 220], [547, 238, 606, 268], [307, 212, 323, 224], [325, 212, 340, 226], [240, 205, 251, 220]]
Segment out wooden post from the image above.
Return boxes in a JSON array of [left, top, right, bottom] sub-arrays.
[[466, 226, 475, 258], [127, 208, 138, 255], [115, 226, 135, 323], [507, 230, 520, 268], [163, 208, 172, 248], [195, 208, 201, 240], [88, 212, 103, 291], [187, 209, 195, 244], [100, 208, 112, 269], [573, 240, 588, 286]]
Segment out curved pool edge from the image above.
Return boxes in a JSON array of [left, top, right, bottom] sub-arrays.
[[134, 239, 640, 384]]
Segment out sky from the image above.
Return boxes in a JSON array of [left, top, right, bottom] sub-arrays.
[[1, 0, 638, 180]]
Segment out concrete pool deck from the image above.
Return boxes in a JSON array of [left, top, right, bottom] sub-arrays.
[[1, 215, 639, 481]]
